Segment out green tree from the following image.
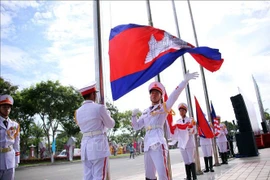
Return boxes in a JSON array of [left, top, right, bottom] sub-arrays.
[[30, 123, 45, 157], [22, 80, 83, 154], [106, 101, 121, 139], [0, 77, 18, 95], [10, 91, 36, 158]]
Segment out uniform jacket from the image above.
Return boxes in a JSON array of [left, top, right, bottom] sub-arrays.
[[132, 81, 188, 152], [216, 123, 228, 143], [0, 117, 20, 170], [75, 100, 115, 161], [173, 117, 196, 149]]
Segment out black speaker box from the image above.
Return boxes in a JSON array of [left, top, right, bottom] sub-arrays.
[[261, 121, 269, 134], [235, 131, 258, 157], [230, 94, 253, 132]]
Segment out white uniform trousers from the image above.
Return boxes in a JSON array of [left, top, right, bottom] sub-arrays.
[[144, 144, 170, 180], [201, 145, 212, 157], [0, 168, 14, 180], [180, 147, 195, 165], [82, 157, 108, 180], [217, 142, 227, 153]]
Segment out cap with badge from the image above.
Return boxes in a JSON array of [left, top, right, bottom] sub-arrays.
[[178, 103, 188, 111], [79, 81, 99, 96], [0, 94, 14, 106], [148, 81, 165, 95]]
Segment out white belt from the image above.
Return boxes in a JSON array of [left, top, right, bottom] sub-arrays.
[[83, 130, 104, 137], [145, 125, 163, 131], [0, 145, 13, 153]]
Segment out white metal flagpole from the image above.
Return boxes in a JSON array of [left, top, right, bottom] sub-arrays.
[[171, 0, 203, 175], [93, 0, 111, 179], [186, 0, 220, 166]]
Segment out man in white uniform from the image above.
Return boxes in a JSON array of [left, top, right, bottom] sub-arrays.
[[75, 82, 115, 180], [215, 116, 228, 165], [132, 71, 199, 180], [171, 103, 197, 180], [199, 122, 215, 173], [0, 95, 20, 180]]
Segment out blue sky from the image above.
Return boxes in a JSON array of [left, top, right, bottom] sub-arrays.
[[1, 1, 270, 132]]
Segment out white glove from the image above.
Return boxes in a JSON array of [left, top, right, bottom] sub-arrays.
[[132, 108, 140, 116], [184, 71, 199, 82], [107, 110, 111, 117]]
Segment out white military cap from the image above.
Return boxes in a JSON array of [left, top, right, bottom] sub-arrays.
[[0, 94, 14, 106], [178, 103, 188, 111], [79, 81, 99, 96], [148, 81, 165, 95]]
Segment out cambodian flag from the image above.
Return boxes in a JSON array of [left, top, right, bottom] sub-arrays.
[[195, 96, 214, 138], [109, 24, 224, 100]]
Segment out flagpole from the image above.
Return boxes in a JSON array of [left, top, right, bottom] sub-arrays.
[[94, 0, 104, 104], [93, 0, 111, 179], [146, 1, 172, 179], [171, 0, 203, 175], [186, 0, 220, 166]]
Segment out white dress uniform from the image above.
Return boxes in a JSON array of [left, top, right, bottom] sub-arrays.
[[170, 102, 197, 180], [216, 122, 228, 164], [199, 124, 214, 172], [132, 81, 189, 180], [200, 137, 212, 157], [0, 95, 20, 180], [76, 83, 115, 180], [174, 117, 196, 164]]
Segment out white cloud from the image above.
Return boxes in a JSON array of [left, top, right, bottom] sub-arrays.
[[0, 1, 40, 11], [0, 45, 36, 71], [0, 11, 12, 27], [1, 1, 269, 128], [32, 11, 53, 24], [0, 1, 42, 40], [33, 1, 96, 89]]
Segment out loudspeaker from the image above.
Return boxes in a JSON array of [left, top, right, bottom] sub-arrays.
[[261, 121, 269, 134], [235, 131, 258, 157], [230, 94, 252, 132]]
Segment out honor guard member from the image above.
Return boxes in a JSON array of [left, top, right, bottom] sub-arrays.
[[75, 82, 115, 180], [0, 95, 20, 180], [199, 122, 215, 173], [171, 103, 197, 180], [215, 116, 228, 165], [131, 71, 199, 180]]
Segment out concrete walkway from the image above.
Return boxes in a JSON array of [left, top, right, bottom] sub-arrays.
[[175, 147, 270, 180]]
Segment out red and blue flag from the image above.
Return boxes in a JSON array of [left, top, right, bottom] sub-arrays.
[[195, 96, 214, 138], [109, 24, 224, 100]]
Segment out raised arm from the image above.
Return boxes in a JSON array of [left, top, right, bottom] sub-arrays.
[[166, 71, 199, 110]]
